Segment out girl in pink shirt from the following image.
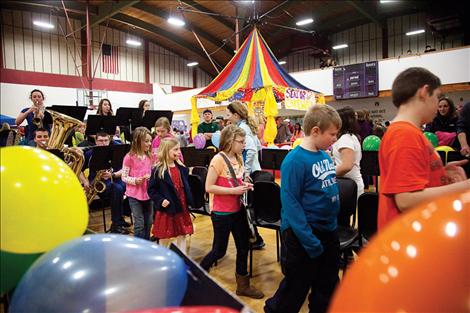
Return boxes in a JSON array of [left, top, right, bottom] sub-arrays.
[[122, 127, 154, 239], [152, 117, 173, 155], [199, 125, 263, 299]]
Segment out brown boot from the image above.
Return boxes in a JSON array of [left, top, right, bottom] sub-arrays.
[[235, 273, 264, 299]]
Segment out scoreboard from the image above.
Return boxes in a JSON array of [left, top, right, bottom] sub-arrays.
[[333, 61, 379, 100]]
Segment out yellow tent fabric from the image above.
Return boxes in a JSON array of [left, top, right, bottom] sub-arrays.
[[190, 96, 200, 139]]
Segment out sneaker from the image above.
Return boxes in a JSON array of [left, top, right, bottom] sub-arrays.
[[251, 240, 266, 250], [121, 221, 132, 228], [110, 225, 130, 234]]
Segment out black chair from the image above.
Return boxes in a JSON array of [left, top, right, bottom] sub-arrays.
[[360, 150, 380, 191], [188, 174, 210, 216], [336, 177, 359, 271], [357, 192, 378, 248], [191, 166, 208, 184], [249, 181, 282, 277]]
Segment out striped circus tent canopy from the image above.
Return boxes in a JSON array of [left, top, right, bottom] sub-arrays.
[[191, 27, 325, 144]]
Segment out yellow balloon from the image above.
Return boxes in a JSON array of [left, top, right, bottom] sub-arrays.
[[292, 138, 303, 149], [435, 145, 455, 152], [1, 146, 88, 254]]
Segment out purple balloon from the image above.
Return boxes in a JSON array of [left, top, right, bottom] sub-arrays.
[[193, 134, 206, 149]]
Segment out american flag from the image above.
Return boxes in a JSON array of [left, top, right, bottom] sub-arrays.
[[102, 44, 119, 74]]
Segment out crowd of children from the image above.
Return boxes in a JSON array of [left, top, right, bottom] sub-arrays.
[[7, 67, 470, 312]]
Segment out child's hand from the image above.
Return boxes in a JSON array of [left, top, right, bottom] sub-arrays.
[[143, 174, 151, 180], [243, 182, 254, 191], [232, 185, 250, 195], [162, 199, 170, 208], [135, 177, 145, 185]]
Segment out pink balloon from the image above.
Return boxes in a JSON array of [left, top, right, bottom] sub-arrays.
[[127, 306, 239, 313], [193, 134, 206, 149]]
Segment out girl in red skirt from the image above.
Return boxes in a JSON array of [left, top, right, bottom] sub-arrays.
[[148, 137, 194, 252]]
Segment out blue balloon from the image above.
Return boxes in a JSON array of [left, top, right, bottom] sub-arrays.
[[10, 234, 188, 313], [211, 131, 221, 149]]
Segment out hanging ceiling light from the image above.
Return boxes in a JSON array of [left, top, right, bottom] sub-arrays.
[[33, 21, 54, 29], [187, 62, 198, 67], [296, 18, 314, 26], [333, 44, 348, 50], [126, 39, 142, 46], [406, 29, 425, 36], [168, 16, 185, 27], [278, 60, 287, 65]]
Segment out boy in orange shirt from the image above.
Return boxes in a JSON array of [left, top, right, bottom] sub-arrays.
[[378, 67, 469, 230]]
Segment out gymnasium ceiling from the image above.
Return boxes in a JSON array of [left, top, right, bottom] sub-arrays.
[[1, 1, 467, 76]]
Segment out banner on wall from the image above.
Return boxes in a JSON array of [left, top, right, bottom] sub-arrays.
[[284, 88, 316, 110]]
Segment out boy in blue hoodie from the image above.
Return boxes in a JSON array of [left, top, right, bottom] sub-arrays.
[[265, 104, 342, 313]]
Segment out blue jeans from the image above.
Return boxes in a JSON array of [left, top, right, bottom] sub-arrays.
[[265, 228, 340, 313], [200, 209, 250, 275], [128, 197, 153, 240]]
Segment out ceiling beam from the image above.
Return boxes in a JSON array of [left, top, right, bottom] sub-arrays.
[[112, 13, 213, 69], [179, 0, 235, 31], [132, 2, 233, 57], [346, 1, 385, 28], [2, 0, 97, 15], [90, 1, 141, 28]]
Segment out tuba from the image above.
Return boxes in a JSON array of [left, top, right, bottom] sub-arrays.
[[46, 109, 84, 176]]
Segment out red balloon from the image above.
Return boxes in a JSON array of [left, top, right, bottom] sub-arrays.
[[127, 306, 239, 313], [330, 190, 470, 313]]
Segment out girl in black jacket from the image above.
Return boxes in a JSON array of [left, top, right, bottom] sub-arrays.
[[148, 137, 194, 251]]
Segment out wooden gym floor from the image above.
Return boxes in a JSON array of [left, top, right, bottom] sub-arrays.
[[88, 208, 346, 313]]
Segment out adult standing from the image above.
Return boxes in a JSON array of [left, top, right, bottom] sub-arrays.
[[456, 101, 470, 177], [274, 117, 291, 144], [425, 97, 459, 148], [226, 101, 265, 249], [16, 89, 51, 141], [198, 109, 219, 147]]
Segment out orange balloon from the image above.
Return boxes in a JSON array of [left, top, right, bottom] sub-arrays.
[[330, 191, 470, 313]]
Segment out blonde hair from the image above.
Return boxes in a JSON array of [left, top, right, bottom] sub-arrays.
[[129, 127, 152, 157], [227, 101, 258, 135], [155, 137, 184, 179], [219, 124, 246, 168], [303, 104, 341, 135], [154, 117, 171, 132]]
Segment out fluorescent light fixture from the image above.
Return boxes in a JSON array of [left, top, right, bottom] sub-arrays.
[[296, 18, 314, 26], [380, 0, 396, 3], [333, 44, 348, 50], [168, 17, 185, 27], [406, 29, 425, 36], [187, 62, 198, 67], [33, 21, 54, 29], [126, 39, 141, 46], [278, 60, 287, 65]]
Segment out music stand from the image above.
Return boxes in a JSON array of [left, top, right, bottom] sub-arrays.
[[89, 144, 130, 172], [85, 115, 118, 137], [140, 110, 173, 129], [259, 148, 289, 177], [360, 150, 380, 190], [181, 147, 217, 167], [116, 108, 143, 128], [47, 105, 87, 122], [169, 244, 248, 311]]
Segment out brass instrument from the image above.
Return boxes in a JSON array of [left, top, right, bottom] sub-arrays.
[[32, 102, 45, 128], [86, 169, 109, 204], [46, 109, 84, 176]]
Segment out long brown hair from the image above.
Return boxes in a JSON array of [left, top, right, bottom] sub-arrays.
[[129, 126, 152, 158], [155, 137, 184, 179], [227, 101, 258, 135], [219, 124, 246, 168], [97, 98, 113, 116]]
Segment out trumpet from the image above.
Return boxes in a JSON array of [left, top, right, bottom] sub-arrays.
[[32, 101, 45, 127]]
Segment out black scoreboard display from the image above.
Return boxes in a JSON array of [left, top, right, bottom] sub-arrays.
[[333, 61, 379, 100]]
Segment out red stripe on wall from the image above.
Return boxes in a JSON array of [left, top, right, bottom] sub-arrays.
[[0, 68, 153, 94]]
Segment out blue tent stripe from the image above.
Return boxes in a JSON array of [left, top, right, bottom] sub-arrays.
[[219, 35, 253, 91], [251, 34, 264, 88]]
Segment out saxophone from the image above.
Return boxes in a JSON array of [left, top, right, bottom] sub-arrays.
[[86, 170, 108, 204]]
